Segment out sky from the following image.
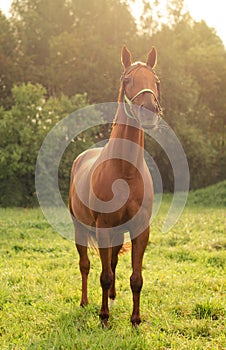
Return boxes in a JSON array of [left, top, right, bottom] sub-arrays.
[[130, 0, 226, 47], [0, 0, 225, 47]]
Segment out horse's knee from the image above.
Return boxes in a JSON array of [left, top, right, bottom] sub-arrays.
[[79, 256, 90, 276], [130, 273, 143, 293], [100, 270, 113, 290], [76, 244, 90, 276]]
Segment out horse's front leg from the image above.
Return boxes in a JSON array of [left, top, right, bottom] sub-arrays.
[[76, 243, 90, 307], [99, 246, 113, 326], [130, 227, 149, 327]]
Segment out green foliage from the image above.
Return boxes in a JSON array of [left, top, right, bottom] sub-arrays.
[[147, 16, 226, 189], [11, 0, 136, 100], [0, 83, 90, 206], [0, 201, 225, 349], [0, 11, 19, 108]]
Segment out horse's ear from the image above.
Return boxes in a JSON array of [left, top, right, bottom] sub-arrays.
[[146, 47, 157, 69], [121, 46, 132, 69]]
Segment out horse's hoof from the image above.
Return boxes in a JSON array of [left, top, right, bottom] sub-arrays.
[[131, 317, 141, 328], [80, 300, 89, 308], [132, 322, 140, 329], [101, 318, 108, 328]]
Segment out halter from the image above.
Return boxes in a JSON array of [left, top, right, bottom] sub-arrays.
[[121, 64, 162, 121], [123, 88, 162, 121]]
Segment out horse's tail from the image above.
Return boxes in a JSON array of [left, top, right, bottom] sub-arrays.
[[87, 230, 99, 253], [119, 241, 131, 254]]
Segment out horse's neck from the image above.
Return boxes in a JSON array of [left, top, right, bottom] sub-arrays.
[[107, 106, 144, 176], [112, 103, 143, 137]]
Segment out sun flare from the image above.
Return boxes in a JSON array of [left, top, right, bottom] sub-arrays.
[[130, 0, 226, 46]]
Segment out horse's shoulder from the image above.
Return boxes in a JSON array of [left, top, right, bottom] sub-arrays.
[[72, 148, 103, 171]]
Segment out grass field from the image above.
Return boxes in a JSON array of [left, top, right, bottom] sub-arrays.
[[0, 184, 225, 349]]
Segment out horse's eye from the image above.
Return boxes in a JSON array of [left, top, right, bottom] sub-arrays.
[[123, 77, 132, 85]]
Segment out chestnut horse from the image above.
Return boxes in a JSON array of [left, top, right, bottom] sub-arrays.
[[69, 46, 161, 326]]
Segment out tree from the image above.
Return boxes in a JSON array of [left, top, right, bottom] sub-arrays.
[[0, 11, 19, 109], [141, 13, 226, 189], [0, 82, 90, 206], [138, 0, 188, 36], [11, 0, 137, 101]]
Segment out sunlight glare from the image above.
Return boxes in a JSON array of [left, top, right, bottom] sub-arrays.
[[130, 0, 226, 46]]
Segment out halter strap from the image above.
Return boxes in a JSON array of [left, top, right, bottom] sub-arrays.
[[123, 88, 162, 120]]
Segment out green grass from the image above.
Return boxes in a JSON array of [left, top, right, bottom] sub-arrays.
[[0, 185, 225, 349], [188, 180, 226, 207]]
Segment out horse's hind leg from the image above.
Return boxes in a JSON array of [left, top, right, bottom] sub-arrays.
[[97, 225, 113, 327], [76, 243, 90, 307], [74, 221, 90, 307], [130, 227, 149, 326]]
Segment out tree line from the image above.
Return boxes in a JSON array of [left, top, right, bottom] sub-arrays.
[[0, 0, 225, 206]]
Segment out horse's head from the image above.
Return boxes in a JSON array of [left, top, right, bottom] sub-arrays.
[[120, 46, 162, 128]]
